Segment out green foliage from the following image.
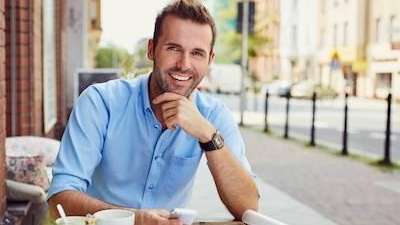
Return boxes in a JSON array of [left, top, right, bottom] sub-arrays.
[[131, 38, 153, 76], [95, 44, 135, 76], [214, 1, 271, 64], [248, 32, 271, 57], [216, 31, 241, 63]]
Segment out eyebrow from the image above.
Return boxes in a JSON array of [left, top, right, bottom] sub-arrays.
[[193, 48, 207, 56], [165, 42, 208, 55]]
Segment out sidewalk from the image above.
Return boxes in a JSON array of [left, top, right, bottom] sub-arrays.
[[189, 128, 400, 225]]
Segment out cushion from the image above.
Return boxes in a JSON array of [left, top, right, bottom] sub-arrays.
[[6, 155, 50, 191], [6, 136, 60, 166], [6, 179, 47, 203]]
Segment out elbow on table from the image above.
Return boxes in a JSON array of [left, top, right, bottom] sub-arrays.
[[47, 191, 72, 219], [233, 194, 260, 221]]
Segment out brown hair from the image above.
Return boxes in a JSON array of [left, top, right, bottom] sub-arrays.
[[153, 0, 217, 50]]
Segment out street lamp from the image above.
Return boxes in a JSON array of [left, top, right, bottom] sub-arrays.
[[239, 0, 249, 126]]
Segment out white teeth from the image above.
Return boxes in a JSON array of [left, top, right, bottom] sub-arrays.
[[170, 74, 190, 81]]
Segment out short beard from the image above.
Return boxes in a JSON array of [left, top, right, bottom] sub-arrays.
[[153, 66, 169, 93], [152, 63, 200, 98]]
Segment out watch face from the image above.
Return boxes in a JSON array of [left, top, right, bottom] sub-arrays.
[[212, 133, 224, 149]]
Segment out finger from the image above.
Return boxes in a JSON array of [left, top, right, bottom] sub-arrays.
[[162, 108, 178, 120], [165, 116, 178, 130], [149, 213, 169, 224], [135, 211, 145, 225], [153, 92, 183, 104], [154, 209, 170, 218], [168, 219, 183, 225], [161, 101, 179, 112]]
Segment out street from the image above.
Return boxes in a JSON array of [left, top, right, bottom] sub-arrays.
[[190, 128, 400, 225], [211, 93, 400, 162]]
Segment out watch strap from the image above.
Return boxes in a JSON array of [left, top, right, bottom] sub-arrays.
[[199, 130, 224, 151]]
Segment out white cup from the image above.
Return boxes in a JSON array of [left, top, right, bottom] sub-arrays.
[[55, 216, 94, 225], [94, 209, 135, 225]]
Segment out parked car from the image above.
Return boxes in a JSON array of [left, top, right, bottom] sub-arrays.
[[260, 80, 292, 97], [208, 64, 250, 95], [291, 80, 316, 98]]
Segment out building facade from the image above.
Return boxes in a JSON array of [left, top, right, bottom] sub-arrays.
[[249, 0, 281, 82], [367, 0, 400, 100], [280, 0, 319, 83], [0, 0, 101, 219], [64, 0, 102, 111], [317, 0, 369, 96], [0, 0, 6, 217]]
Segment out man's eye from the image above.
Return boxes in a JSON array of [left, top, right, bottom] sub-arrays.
[[167, 47, 180, 51], [192, 51, 205, 57]]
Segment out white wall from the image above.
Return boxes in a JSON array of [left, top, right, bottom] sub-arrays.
[[280, 0, 318, 82], [65, 0, 89, 109]]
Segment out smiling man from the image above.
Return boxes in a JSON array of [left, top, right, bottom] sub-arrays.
[[48, 0, 259, 224]]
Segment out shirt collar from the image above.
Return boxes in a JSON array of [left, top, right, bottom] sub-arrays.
[[140, 73, 153, 112]]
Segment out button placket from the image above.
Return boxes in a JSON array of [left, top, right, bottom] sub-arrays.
[[142, 130, 171, 203]]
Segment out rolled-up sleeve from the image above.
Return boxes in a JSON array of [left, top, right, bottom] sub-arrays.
[[47, 86, 109, 199]]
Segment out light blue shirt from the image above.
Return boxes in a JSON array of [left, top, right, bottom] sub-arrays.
[[48, 74, 253, 209]]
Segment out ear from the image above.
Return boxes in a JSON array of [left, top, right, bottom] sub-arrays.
[[208, 49, 215, 64], [147, 39, 155, 61]]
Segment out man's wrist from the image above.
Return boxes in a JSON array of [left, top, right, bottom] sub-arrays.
[[198, 121, 215, 143]]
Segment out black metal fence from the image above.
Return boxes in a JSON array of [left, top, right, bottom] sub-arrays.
[[263, 91, 395, 165]]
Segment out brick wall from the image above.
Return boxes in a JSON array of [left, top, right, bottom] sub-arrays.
[[5, 0, 43, 137], [0, 0, 6, 218], [31, 0, 43, 136], [54, 0, 67, 139]]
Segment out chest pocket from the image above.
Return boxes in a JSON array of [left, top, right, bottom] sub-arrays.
[[162, 153, 202, 202]]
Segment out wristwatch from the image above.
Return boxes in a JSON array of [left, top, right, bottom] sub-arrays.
[[199, 130, 224, 151]]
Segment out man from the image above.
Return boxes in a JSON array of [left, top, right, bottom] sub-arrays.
[[48, 0, 259, 224]]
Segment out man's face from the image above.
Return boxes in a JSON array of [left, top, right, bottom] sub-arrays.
[[148, 15, 215, 97]]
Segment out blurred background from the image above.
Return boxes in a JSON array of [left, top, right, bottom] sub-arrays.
[[0, 0, 399, 225]]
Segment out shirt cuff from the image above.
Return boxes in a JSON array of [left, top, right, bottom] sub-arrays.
[[47, 174, 89, 201]]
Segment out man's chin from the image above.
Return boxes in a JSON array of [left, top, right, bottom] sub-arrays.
[[165, 89, 193, 98]]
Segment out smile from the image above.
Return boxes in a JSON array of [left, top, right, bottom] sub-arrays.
[[169, 73, 192, 81]]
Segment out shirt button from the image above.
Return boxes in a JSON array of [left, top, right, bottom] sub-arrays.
[[154, 156, 159, 160], [148, 184, 154, 190]]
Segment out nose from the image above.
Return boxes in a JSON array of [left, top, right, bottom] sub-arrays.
[[176, 52, 191, 71]]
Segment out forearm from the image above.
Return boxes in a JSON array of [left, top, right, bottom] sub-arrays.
[[206, 147, 259, 220], [48, 190, 118, 218]]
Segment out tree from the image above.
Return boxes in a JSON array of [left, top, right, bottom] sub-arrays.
[[95, 44, 135, 76], [131, 38, 153, 76], [214, 1, 271, 64]]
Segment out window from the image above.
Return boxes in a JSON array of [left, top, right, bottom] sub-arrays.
[[333, 24, 338, 46], [321, 0, 326, 13], [292, 25, 297, 49], [320, 28, 325, 47], [389, 15, 396, 42], [333, 0, 339, 7], [375, 17, 381, 43], [343, 21, 348, 46], [292, 0, 298, 11]]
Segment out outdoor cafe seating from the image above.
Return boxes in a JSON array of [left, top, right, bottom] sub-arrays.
[[5, 136, 60, 225]]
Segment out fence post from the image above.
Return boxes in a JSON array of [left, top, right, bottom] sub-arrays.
[[264, 91, 269, 133], [310, 92, 317, 146], [342, 92, 349, 155], [383, 93, 392, 165], [284, 93, 290, 139]]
